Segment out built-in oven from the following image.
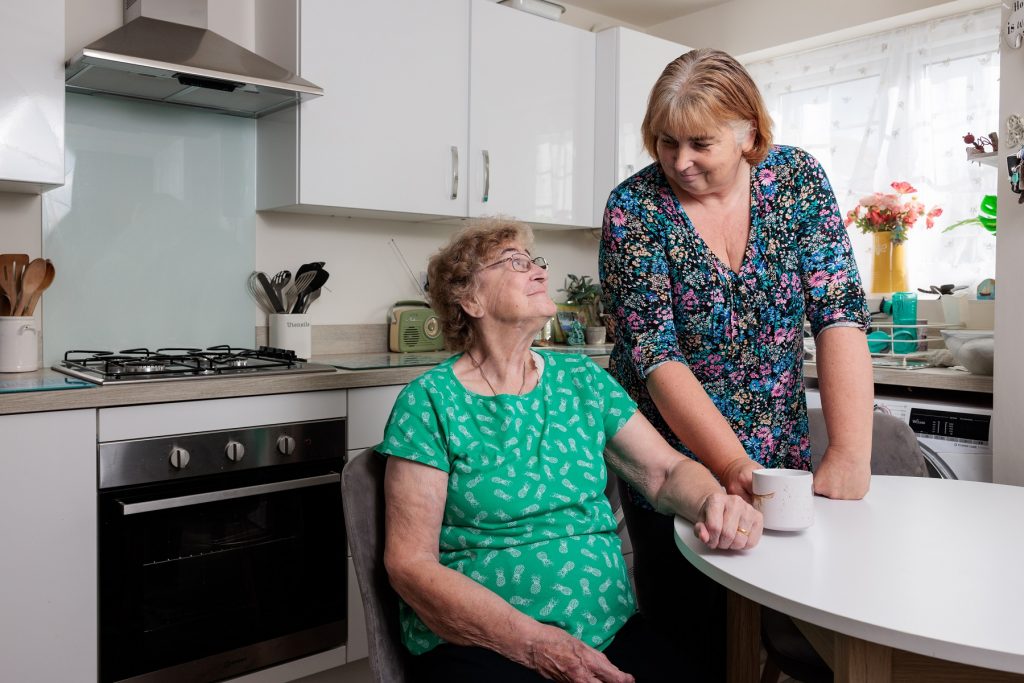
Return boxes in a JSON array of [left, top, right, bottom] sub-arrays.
[[98, 418, 347, 683]]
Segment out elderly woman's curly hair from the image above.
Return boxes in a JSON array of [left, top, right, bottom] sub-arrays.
[[427, 217, 534, 352]]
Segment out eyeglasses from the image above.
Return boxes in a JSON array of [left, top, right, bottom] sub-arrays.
[[480, 253, 548, 273]]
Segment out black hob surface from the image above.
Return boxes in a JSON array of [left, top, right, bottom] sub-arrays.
[[52, 345, 336, 385]]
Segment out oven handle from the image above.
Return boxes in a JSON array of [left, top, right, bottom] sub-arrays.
[[118, 473, 341, 515]]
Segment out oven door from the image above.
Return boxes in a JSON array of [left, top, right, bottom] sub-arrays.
[[99, 461, 347, 683]]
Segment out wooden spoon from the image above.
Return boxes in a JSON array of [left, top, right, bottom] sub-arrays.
[[0, 254, 28, 315], [13, 258, 47, 317], [24, 260, 55, 316]]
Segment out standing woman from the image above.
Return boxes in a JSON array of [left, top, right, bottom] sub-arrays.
[[598, 48, 874, 679]]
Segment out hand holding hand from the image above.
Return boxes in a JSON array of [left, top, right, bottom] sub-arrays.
[[813, 445, 870, 499], [694, 491, 763, 550], [527, 626, 635, 683], [718, 457, 763, 503]]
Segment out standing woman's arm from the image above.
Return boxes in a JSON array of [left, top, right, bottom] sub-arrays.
[[792, 149, 873, 499]]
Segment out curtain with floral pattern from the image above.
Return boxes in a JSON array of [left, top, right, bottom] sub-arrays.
[[745, 7, 1000, 293]]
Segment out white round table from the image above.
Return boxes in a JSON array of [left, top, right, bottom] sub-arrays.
[[673, 476, 1024, 681]]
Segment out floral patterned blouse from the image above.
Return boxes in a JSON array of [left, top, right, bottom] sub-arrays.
[[599, 145, 869, 509]]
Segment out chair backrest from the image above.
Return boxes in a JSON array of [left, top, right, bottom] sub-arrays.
[[807, 408, 928, 477], [342, 449, 411, 683]]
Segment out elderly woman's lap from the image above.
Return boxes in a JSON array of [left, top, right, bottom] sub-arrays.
[[410, 614, 683, 682]]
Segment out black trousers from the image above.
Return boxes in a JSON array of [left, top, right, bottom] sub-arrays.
[[411, 613, 681, 682], [618, 480, 728, 682]]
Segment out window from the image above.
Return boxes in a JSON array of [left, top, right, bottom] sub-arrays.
[[745, 7, 1000, 293]]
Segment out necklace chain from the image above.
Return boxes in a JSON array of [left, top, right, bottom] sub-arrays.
[[468, 351, 531, 396]]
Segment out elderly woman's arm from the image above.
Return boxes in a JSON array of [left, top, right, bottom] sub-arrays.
[[646, 361, 763, 500], [811, 326, 872, 499], [383, 458, 635, 683], [604, 412, 763, 549]]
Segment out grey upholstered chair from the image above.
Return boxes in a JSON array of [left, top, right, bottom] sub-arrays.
[[342, 449, 411, 683], [760, 408, 929, 683]]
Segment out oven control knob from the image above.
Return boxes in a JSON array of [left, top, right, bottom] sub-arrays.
[[225, 441, 245, 462], [277, 435, 296, 456], [169, 447, 190, 469]]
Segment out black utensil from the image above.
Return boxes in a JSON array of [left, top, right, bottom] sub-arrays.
[[294, 267, 330, 314]]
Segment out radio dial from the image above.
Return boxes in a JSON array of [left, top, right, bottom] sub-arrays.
[[277, 435, 296, 456], [169, 447, 190, 469], [225, 441, 245, 462]]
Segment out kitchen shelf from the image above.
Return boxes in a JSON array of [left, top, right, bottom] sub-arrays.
[[967, 151, 1000, 168]]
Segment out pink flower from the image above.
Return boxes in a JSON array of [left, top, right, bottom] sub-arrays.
[[609, 207, 626, 227], [758, 169, 777, 186], [845, 180, 940, 244], [808, 271, 828, 288]]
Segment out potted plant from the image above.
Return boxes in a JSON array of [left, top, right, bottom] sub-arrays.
[[560, 274, 605, 344]]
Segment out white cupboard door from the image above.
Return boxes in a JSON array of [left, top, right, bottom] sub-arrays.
[[616, 30, 686, 185], [298, 0, 470, 217], [0, 0, 64, 192], [469, 1, 596, 228], [594, 28, 688, 221], [0, 410, 96, 681]]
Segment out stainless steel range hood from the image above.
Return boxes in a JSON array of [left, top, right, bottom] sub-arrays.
[[65, 0, 322, 118]]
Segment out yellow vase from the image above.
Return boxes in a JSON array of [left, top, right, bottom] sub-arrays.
[[871, 232, 908, 293]]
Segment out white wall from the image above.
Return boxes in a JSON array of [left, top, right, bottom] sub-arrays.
[[994, 8, 1023, 485], [647, 0, 997, 60]]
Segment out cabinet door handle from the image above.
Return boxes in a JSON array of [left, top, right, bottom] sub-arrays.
[[482, 150, 490, 203], [450, 145, 459, 200]]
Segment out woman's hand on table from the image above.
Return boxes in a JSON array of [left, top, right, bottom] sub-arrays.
[[695, 491, 763, 550], [813, 444, 871, 499], [527, 626, 635, 683], [718, 456, 763, 502]]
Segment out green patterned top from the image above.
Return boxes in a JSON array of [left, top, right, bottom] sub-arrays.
[[379, 350, 639, 655]]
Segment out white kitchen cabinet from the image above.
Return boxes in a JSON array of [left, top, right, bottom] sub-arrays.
[[0, 0, 64, 193], [594, 27, 689, 221], [257, 0, 596, 228], [468, 0, 596, 227], [258, 0, 470, 219], [0, 409, 95, 681]]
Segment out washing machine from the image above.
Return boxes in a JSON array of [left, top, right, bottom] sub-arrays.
[[805, 388, 993, 482]]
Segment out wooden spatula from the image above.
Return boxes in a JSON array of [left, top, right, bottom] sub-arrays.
[[0, 254, 28, 315], [13, 258, 47, 316], [23, 260, 55, 316]]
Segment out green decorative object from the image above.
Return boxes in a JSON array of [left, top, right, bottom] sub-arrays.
[[943, 194, 997, 235], [568, 320, 585, 346]]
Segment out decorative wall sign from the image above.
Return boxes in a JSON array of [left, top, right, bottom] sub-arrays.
[[1007, 1, 1024, 49]]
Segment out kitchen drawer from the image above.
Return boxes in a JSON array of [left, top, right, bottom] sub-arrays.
[[347, 385, 404, 450], [98, 390, 348, 442]]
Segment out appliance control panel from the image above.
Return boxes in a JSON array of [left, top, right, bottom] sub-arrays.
[[99, 418, 346, 489]]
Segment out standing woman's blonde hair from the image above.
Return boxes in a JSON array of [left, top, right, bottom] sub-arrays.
[[642, 48, 774, 166]]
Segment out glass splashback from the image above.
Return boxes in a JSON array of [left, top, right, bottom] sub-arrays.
[[42, 95, 257, 363]]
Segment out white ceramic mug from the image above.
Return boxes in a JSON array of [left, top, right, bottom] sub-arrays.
[[0, 316, 40, 372], [269, 313, 312, 359], [752, 469, 814, 531]]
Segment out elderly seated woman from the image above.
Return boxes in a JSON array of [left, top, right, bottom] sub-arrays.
[[379, 217, 763, 683]]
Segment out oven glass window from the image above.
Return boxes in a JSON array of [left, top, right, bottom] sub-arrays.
[[100, 470, 346, 682]]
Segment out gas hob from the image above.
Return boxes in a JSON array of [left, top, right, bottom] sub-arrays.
[[52, 345, 337, 385]]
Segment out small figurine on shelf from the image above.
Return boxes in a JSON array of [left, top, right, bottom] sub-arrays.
[[963, 131, 998, 154]]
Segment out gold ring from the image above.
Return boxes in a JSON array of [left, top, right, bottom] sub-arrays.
[[737, 527, 750, 536]]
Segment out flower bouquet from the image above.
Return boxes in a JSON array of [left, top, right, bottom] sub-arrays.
[[845, 182, 941, 293], [844, 181, 942, 245]]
